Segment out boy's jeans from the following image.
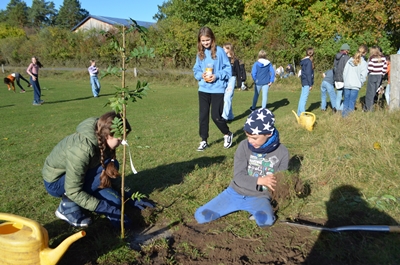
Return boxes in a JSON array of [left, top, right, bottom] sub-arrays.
[[335, 89, 344, 111], [321, 81, 336, 110], [194, 186, 275, 227], [252, 84, 270, 109]]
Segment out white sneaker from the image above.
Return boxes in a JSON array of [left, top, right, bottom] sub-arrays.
[[197, 141, 208, 151], [223, 133, 233, 148]]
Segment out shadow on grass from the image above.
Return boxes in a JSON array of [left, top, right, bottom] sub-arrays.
[[44, 214, 134, 265], [44, 93, 115, 104], [231, 98, 291, 124], [304, 185, 400, 265], [0, 104, 15, 108], [127, 156, 226, 195], [307, 101, 321, 112]]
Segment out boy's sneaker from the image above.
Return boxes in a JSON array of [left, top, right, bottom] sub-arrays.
[[20, 90, 26, 93], [197, 141, 208, 151], [27, 84, 32, 87], [32, 102, 41, 106], [223, 132, 233, 148], [39, 100, 44, 104], [55, 200, 92, 227]]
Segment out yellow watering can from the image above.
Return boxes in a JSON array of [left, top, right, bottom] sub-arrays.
[[292, 110, 316, 131], [0, 212, 85, 265]]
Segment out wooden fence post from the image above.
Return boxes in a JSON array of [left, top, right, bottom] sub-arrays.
[[389, 54, 400, 111]]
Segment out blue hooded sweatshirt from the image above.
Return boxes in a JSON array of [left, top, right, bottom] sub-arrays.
[[251, 59, 275, 85], [300, 57, 314, 87], [193, 46, 231, 94]]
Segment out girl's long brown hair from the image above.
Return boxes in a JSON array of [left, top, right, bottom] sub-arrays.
[[353, 45, 368, 66], [306, 47, 315, 69], [369, 46, 382, 63], [197, 27, 217, 61], [96, 111, 131, 188], [223, 43, 236, 64]]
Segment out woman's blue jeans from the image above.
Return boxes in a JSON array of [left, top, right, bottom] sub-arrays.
[[222, 76, 236, 120], [297, 85, 310, 116], [320, 81, 336, 110], [252, 84, 270, 109], [342, 88, 359, 117], [30, 74, 41, 104], [90, 75, 101, 97], [43, 159, 121, 207], [194, 186, 275, 227]]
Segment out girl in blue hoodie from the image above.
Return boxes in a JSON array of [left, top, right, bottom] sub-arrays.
[[296, 48, 314, 116], [342, 45, 368, 117], [193, 27, 233, 151]]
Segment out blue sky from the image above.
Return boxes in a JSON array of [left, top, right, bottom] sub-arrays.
[[0, 0, 165, 22]]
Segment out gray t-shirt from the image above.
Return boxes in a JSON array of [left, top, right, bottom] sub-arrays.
[[229, 139, 289, 199]]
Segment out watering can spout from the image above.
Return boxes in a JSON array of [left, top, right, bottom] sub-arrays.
[[40, 230, 85, 265], [292, 110, 300, 123]]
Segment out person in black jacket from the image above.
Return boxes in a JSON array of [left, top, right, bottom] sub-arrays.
[[296, 47, 314, 116], [333, 43, 351, 112]]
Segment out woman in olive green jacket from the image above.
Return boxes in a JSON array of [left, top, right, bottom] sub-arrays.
[[43, 111, 152, 227]]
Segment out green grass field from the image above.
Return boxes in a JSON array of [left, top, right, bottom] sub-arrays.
[[1, 70, 399, 264]]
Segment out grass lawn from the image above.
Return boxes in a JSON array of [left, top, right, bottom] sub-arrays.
[[0, 70, 399, 264]]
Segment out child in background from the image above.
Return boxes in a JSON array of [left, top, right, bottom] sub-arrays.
[[364, 46, 387, 112], [296, 47, 314, 116], [333, 43, 351, 112], [26, 56, 44, 105], [320, 69, 336, 112], [239, 60, 247, 90], [193, 27, 233, 151], [250, 50, 275, 111], [342, 45, 368, 117], [195, 108, 289, 227], [222, 43, 240, 121], [88, 59, 101, 97], [4, 72, 31, 93]]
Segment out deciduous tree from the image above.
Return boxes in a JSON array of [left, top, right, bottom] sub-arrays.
[[155, 0, 244, 26]]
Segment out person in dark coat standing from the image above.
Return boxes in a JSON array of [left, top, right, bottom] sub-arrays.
[[333, 43, 351, 112]]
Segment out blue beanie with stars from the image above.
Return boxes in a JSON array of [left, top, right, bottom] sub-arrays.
[[244, 108, 275, 135]]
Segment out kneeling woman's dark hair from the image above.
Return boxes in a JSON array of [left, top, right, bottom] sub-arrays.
[[96, 111, 131, 188]]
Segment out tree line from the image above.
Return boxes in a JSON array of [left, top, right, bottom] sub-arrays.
[[1, 0, 399, 72]]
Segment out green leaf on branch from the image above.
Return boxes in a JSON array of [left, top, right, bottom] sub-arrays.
[[130, 191, 146, 201], [110, 117, 124, 139]]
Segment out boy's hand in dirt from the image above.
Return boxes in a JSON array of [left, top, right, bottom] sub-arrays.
[[257, 174, 277, 191]]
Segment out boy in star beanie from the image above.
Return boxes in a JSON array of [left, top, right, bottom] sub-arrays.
[[195, 108, 289, 227]]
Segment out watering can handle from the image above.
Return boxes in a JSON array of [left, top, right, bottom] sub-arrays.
[[0, 212, 43, 242], [304, 112, 316, 122]]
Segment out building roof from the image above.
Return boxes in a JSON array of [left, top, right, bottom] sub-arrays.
[[71, 15, 155, 31]]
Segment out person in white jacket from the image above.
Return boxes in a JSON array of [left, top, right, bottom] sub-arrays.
[[342, 45, 368, 117]]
